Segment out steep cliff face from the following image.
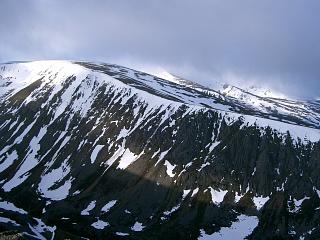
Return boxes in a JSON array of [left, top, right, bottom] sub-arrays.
[[0, 61, 319, 239]]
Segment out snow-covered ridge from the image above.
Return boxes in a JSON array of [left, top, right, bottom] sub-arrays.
[[0, 60, 320, 142], [0, 61, 84, 100], [155, 70, 320, 129]]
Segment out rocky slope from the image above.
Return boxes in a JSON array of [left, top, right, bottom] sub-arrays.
[[0, 61, 319, 239]]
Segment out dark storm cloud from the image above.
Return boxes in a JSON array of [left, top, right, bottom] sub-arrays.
[[1, 0, 319, 98]]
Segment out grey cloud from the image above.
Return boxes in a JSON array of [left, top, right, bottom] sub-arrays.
[[0, 0, 319, 98]]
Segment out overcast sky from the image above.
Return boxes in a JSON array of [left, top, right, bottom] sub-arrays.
[[1, 0, 319, 99]]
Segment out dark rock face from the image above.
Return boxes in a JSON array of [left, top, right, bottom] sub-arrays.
[[0, 61, 319, 239]]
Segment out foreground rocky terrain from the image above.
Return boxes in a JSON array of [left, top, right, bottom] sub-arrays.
[[0, 61, 319, 239]]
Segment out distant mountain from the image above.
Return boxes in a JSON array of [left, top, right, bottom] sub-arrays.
[[0, 61, 319, 239], [156, 71, 287, 99]]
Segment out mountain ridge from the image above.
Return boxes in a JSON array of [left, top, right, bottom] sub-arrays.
[[0, 60, 320, 239], [1, 60, 320, 142]]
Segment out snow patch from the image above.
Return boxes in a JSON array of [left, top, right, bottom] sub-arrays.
[[0, 200, 27, 214], [163, 204, 180, 218], [81, 201, 96, 215], [191, 188, 199, 197], [0, 216, 19, 226], [38, 158, 72, 200], [0, 150, 18, 172], [131, 222, 145, 232], [116, 232, 129, 236], [117, 148, 139, 169], [91, 219, 109, 229], [209, 187, 228, 204], [3, 127, 48, 192], [164, 160, 176, 177], [182, 189, 191, 200], [155, 149, 170, 166], [90, 145, 104, 163], [253, 196, 270, 210], [101, 200, 117, 212], [198, 214, 259, 240], [291, 196, 310, 213]]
